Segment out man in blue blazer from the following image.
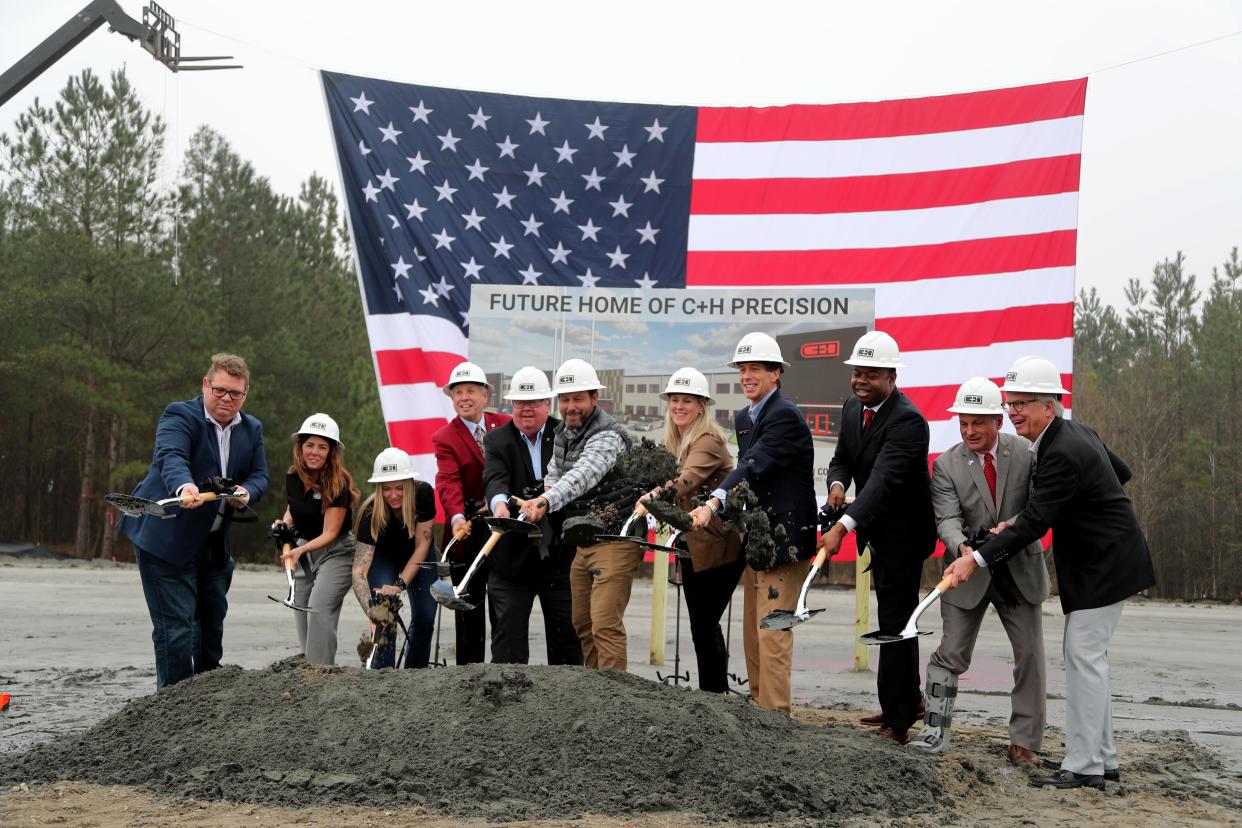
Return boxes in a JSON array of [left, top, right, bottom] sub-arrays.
[[120, 353, 269, 688], [691, 332, 817, 714]]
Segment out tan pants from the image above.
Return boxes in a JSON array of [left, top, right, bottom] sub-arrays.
[[742, 558, 813, 714], [569, 540, 640, 670]]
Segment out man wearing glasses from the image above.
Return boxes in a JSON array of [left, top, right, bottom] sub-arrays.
[[482, 368, 581, 665], [120, 353, 269, 688], [945, 356, 1155, 790]]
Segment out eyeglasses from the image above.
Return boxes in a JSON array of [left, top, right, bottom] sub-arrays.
[[1001, 399, 1039, 412], [208, 385, 248, 401]]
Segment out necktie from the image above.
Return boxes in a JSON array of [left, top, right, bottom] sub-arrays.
[[983, 452, 997, 504], [863, 408, 874, 430], [474, 424, 485, 451]]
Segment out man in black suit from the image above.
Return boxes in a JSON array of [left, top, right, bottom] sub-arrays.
[[482, 367, 582, 665], [946, 355, 1156, 790], [818, 331, 937, 744], [690, 332, 817, 714]]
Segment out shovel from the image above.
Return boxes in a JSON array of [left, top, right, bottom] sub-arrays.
[[860, 573, 957, 645], [759, 535, 831, 631], [104, 491, 222, 519], [267, 543, 314, 612], [430, 515, 542, 611], [595, 529, 692, 558]]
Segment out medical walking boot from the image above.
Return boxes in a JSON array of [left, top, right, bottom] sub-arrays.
[[908, 664, 957, 754]]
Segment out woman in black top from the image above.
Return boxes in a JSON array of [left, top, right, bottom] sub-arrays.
[[351, 447, 440, 668], [273, 413, 358, 665]]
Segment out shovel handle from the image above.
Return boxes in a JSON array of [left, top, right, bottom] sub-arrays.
[[453, 521, 472, 541], [633, 501, 648, 516], [281, 543, 297, 571], [936, 573, 957, 592], [179, 491, 220, 507], [477, 529, 505, 559]]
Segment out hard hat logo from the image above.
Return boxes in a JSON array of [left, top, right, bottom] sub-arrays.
[[858, 348, 874, 357], [964, 394, 983, 405], [1007, 371, 1018, 381], [519, 382, 534, 391], [674, 377, 690, 386], [311, 422, 326, 430], [381, 464, 397, 472], [559, 375, 575, 384], [737, 345, 752, 354]]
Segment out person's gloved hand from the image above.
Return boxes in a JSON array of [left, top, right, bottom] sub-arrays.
[[269, 521, 297, 554]]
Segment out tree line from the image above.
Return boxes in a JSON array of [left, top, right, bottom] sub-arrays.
[[3, 69, 1239, 600]]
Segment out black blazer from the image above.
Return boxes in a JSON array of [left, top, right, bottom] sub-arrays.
[[482, 418, 570, 582], [718, 389, 817, 568], [974, 416, 1155, 613], [826, 388, 936, 566]]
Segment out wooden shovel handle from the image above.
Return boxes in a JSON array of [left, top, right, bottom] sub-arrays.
[[179, 491, 220, 507], [936, 573, 957, 592], [477, 529, 506, 559], [634, 501, 648, 516], [281, 543, 296, 571]]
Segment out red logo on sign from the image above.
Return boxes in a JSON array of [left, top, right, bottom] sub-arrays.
[[800, 340, 839, 359]]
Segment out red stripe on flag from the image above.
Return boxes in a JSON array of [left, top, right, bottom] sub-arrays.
[[878, 302, 1073, 352], [690, 155, 1081, 216], [901, 375, 1074, 417], [375, 348, 465, 387], [696, 78, 1087, 143], [387, 418, 448, 455], [686, 230, 1077, 285]]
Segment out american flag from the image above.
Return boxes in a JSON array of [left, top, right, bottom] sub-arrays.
[[322, 71, 1084, 487]]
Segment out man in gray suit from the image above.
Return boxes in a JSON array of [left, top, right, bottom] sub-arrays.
[[909, 377, 1049, 767]]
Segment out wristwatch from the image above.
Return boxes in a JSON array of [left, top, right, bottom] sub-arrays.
[[393, 576, 407, 592]]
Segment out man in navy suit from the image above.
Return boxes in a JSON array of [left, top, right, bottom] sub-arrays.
[[818, 331, 937, 744], [120, 353, 269, 688], [690, 332, 817, 713]]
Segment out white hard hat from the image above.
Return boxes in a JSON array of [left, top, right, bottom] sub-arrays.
[[946, 377, 1004, 415], [843, 330, 905, 369], [1001, 356, 1069, 395], [504, 366, 553, 401], [553, 358, 606, 394], [443, 361, 490, 393], [368, 447, 417, 483], [660, 367, 714, 404], [727, 332, 789, 368], [293, 412, 342, 446]]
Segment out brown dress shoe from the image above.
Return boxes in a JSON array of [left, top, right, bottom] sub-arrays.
[[860, 698, 925, 727], [876, 725, 910, 745], [1007, 744, 1041, 767]]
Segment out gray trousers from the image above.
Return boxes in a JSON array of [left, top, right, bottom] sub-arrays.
[[929, 586, 1046, 752], [1061, 598, 1125, 775], [292, 533, 355, 665]]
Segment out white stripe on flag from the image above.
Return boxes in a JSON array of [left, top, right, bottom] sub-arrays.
[[379, 383, 455, 422], [409, 453, 439, 486], [366, 312, 470, 354], [901, 337, 1073, 383], [687, 193, 1078, 251], [692, 116, 1084, 179]]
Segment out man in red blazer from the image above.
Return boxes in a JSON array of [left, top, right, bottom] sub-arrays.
[[432, 361, 512, 664]]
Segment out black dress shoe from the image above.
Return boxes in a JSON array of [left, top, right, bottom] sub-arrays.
[[1029, 769, 1105, 790], [1039, 758, 1120, 781]]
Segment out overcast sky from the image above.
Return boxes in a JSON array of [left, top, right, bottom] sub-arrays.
[[3, 0, 1240, 308]]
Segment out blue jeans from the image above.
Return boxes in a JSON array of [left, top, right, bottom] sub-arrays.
[[366, 551, 438, 668], [136, 535, 234, 689]]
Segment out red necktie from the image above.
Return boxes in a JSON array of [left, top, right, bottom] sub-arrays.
[[983, 452, 997, 504], [863, 408, 874, 430]]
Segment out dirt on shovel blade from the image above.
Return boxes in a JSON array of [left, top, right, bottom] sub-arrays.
[[1, 658, 949, 822]]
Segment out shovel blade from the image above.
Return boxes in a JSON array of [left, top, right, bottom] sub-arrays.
[[859, 629, 933, 645], [429, 578, 476, 612], [759, 607, 824, 631], [104, 493, 169, 518], [266, 594, 315, 613]]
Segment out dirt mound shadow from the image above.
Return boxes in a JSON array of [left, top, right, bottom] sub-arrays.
[[3, 658, 948, 822]]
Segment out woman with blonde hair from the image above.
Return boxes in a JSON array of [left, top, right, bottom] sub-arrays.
[[272, 413, 359, 665], [641, 367, 742, 692], [351, 447, 439, 668]]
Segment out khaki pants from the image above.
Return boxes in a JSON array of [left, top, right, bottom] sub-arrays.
[[742, 558, 812, 714], [569, 540, 640, 670]]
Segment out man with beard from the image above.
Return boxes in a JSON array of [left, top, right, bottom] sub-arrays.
[[517, 359, 635, 670]]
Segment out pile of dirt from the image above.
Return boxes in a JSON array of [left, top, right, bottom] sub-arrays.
[[3, 659, 949, 822]]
